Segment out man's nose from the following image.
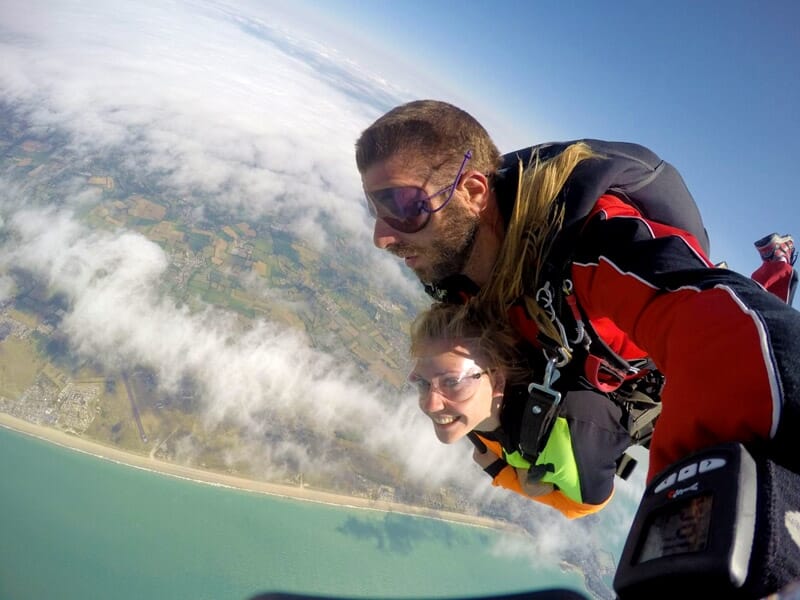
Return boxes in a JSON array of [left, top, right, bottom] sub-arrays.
[[373, 218, 400, 249]]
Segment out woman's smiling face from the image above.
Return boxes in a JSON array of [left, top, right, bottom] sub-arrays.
[[410, 339, 503, 444]]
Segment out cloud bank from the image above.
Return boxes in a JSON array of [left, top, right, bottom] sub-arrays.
[[0, 0, 642, 570]]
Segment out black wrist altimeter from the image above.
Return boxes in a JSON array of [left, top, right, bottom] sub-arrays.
[[614, 443, 757, 598]]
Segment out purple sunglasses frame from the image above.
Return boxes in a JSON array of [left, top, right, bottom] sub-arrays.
[[365, 150, 473, 233]]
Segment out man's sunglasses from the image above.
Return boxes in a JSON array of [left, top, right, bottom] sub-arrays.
[[364, 150, 473, 234]]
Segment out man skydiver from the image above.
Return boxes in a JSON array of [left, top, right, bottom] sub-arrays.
[[354, 99, 800, 485]]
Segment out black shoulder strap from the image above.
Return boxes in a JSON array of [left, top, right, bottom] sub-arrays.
[[466, 431, 487, 453], [499, 357, 565, 466], [517, 382, 562, 463]]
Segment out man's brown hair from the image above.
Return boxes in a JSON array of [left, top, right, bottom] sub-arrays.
[[355, 100, 501, 185]]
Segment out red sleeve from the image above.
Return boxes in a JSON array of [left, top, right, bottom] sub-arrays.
[[570, 195, 780, 481], [751, 261, 797, 305]]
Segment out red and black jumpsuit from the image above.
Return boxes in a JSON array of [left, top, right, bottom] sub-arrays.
[[428, 139, 800, 484]]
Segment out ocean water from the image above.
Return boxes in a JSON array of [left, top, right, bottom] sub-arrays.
[[0, 426, 589, 600]]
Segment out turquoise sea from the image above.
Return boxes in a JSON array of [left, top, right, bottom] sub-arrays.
[[0, 426, 590, 600]]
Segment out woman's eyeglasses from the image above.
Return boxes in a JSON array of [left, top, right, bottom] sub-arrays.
[[409, 369, 488, 403], [364, 150, 473, 234]]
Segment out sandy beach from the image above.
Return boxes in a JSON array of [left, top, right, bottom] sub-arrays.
[[0, 412, 510, 532]]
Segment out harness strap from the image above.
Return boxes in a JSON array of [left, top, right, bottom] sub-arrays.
[[616, 452, 639, 480], [562, 280, 588, 346], [584, 355, 631, 392], [625, 393, 663, 446], [561, 278, 645, 391], [518, 359, 563, 462], [467, 431, 487, 453]]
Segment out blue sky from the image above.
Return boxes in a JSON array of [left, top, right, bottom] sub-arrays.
[[301, 0, 800, 281]]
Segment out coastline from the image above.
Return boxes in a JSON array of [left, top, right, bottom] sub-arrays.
[[0, 412, 511, 532]]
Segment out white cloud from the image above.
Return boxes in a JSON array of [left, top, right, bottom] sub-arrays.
[[0, 0, 634, 571], [0, 275, 15, 303], [0, 0, 391, 239], [0, 0, 434, 467]]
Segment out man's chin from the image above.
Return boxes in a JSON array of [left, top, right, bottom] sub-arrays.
[[408, 262, 434, 283], [389, 250, 427, 280]]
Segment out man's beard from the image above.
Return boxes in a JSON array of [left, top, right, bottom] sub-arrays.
[[391, 202, 480, 285]]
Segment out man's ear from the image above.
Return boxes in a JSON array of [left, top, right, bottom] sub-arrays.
[[461, 171, 491, 213]]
